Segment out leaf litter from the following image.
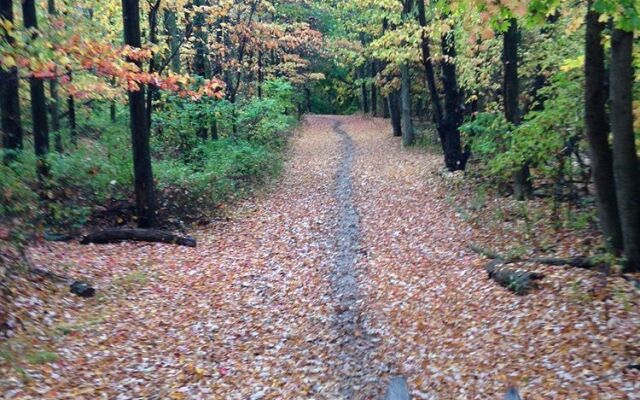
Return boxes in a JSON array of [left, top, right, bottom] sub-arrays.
[[1, 115, 638, 399]]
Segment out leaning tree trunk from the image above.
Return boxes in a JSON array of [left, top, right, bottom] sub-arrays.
[[23, 0, 49, 178], [122, 0, 156, 228], [417, 0, 442, 129], [584, 1, 623, 252], [503, 19, 532, 199], [0, 0, 23, 162], [610, 28, 640, 272]]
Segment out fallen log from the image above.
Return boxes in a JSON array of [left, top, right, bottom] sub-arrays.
[[80, 228, 196, 247], [469, 244, 603, 270], [486, 260, 544, 295]]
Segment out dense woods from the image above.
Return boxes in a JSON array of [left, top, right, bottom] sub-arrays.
[[0, 0, 639, 398]]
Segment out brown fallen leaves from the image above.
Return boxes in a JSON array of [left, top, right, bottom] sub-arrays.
[[1, 115, 638, 399]]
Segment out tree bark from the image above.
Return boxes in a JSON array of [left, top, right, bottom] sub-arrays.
[[66, 68, 76, 145], [0, 0, 23, 162], [417, 0, 442, 128], [399, 0, 414, 146], [163, 9, 181, 73], [388, 90, 402, 137], [23, 0, 50, 177], [584, 2, 623, 252], [400, 62, 414, 145], [81, 228, 196, 247], [145, 0, 161, 131], [610, 28, 640, 272], [370, 60, 378, 116], [47, 0, 62, 152], [440, 30, 466, 170], [122, 0, 156, 228], [360, 64, 369, 114], [485, 260, 544, 295], [503, 19, 532, 199]]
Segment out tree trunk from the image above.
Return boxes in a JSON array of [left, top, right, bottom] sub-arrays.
[[66, 68, 76, 145], [163, 9, 181, 73], [388, 91, 402, 137], [47, 0, 62, 152], [122, 0, 156, 228], [0, 0, 23, 162], [145, 0, 160, 131], [400, 62, 414, 146], [23, 0, 49, 178], [399, 0, 414, 145], [370, 60, 378, 116], [440, 31, 466, 170], [503, 19, 532, 199], [584, 2, 623, 252], [610, 28, 640, 272], [360, 64, 369, 114], [417, 0, 442, 128]]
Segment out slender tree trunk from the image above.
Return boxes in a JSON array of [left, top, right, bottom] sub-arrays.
[[610, 28, 640, 272], [503, 19, 532, 199], [584, 2, 623, 252], [66, 68, 76, 145], [122, 0, 156, 228], [360, 65, 369, 114], [163, 8, 181, 73], [257, 51, 264, 99], [370, 61, 378, 116], [1, 0, 23, 162], [388, 91, 402, 137], [47, 0, 62, 152], [145, 0, 161, 131], [417, 0, 442, 128], [400, 0, 414, 145], [23, 0, 49, 177]]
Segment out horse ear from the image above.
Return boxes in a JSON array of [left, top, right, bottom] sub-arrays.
[[504, 387, 522, 400]]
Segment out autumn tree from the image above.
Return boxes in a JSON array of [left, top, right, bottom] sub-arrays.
[[23, 0, 49, 178], [122, 0, 156, 228], [0, 0, 22, 161]]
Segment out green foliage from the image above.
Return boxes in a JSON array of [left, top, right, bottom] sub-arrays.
[[462, 70, 585, 183], [1, 79, 295, 230]]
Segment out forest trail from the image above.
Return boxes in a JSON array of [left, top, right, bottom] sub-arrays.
[[5, 115, 639, 399]]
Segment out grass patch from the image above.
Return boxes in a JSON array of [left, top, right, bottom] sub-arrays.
[[25, 350, 58, 365]]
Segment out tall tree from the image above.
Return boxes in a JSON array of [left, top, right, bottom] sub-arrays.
[[439, 27, 466, 171], [47, 0, 62, 152], [400, 0, 415, 146], [163, 7, 181, 73], [122, 0, 156, 228], [370, 60, 378, 116], [0, 0, 23, 161], [610, 26, 640, 272], [584, 1, 623, 251], [502, 18, 531, 199], [416, 0, 442, 128], [23, 0, 49, 177]]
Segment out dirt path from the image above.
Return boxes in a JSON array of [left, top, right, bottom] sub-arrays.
[[2, 115, 639, 399]]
